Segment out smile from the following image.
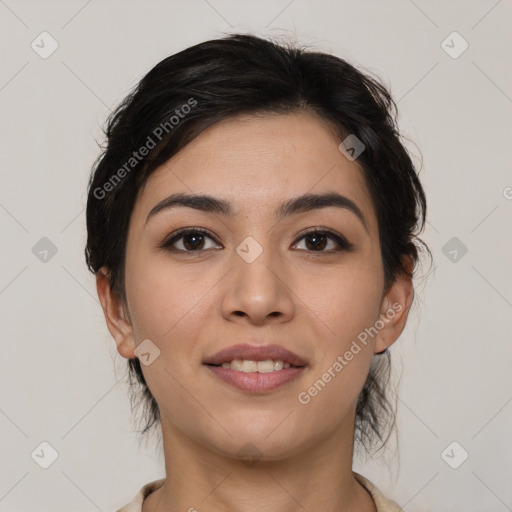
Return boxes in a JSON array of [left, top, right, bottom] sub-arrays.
[[215, 359, 293, 372]]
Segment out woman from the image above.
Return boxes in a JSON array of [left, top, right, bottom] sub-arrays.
[[85, 33, 429, 512]]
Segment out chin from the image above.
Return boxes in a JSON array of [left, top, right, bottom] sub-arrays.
[[208, 416, 307, 460], [211, 434, 304, 464]]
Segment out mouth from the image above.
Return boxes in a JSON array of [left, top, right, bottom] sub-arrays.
[[203, 344, 307, 393], [206, 359, 299, 372]]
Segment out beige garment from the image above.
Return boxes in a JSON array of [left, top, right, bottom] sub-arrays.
[[116, 472, 403, 512]]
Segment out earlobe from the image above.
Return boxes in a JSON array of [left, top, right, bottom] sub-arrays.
[[374, 256, 415, 354], [95, 267, 137, 359]]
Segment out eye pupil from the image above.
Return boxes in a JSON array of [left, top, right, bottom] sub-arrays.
[[305, 233, 327, 251], [183, 233, 204, 250]]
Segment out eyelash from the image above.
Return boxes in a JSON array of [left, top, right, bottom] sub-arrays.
[[158, 226, 354, 254]]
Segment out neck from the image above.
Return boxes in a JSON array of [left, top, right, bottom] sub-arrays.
[[143, 414, 376, 512]]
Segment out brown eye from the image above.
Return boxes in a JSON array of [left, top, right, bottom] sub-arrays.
[[159, 228, 221, 252], [293, 229, 354, 253]]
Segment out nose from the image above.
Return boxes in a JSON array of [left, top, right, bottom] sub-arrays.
[[220, 243, 295, 326]]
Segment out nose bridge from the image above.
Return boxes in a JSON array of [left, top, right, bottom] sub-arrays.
[[221, 233, 294, 323], [234, 233, 282, 294]]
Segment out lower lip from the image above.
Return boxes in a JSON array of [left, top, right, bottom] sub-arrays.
[[205, 365, 305, 393]]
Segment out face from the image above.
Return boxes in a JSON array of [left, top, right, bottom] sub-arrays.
[[98, 111, 412, 461]]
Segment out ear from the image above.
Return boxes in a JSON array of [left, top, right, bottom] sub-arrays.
[[374, 255, 415, 354], [96, 266, 137, 359]]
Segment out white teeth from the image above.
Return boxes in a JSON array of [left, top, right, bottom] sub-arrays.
[[231, 359, 244, 371], [274, 360, 284, 370], [257, 360, 275, 373], [219, 359, 294, 373], [241, 360, 258, 372]]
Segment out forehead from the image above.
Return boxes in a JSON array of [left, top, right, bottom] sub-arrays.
[[133, 112, 377, 231]]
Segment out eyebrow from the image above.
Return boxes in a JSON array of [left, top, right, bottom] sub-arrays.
[[145, 192, 369, 233]]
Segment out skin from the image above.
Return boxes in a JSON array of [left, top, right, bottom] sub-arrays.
[[96, 111, 414, 512]]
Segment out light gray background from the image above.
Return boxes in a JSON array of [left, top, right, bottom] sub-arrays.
[[1, 1, 511, 511]]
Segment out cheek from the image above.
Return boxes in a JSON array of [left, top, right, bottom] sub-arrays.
[[123, 253, 224, 393], [296, 270, 380, 425], [292, 260, 382, 414], [299, 257, 383, 344], [125, 254, 214, 342], [123, 258, 216, 421]]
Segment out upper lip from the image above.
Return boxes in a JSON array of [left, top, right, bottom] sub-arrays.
[[203, 343, 307, 367]]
